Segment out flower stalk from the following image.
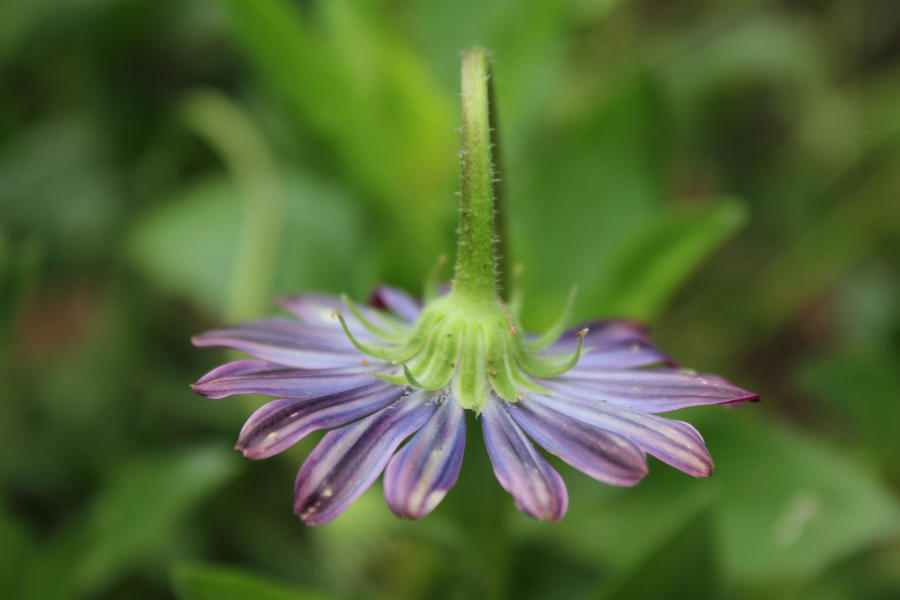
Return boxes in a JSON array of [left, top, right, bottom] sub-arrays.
[[453, 47, 499, 305]]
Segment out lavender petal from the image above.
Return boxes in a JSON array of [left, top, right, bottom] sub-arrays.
[[548, 368, 760, 413], [293, 390, 437, 525], [383, 397, 466, 519], [276, 293, 404, 333], [192, 360, 390, 399], [237, 382, 410, 459], [192, 317, 370, 368], [532, 393, 715, 477], [507, 399, 647, 486], [546, 320, 676, 369], [481, 398, 568, 522], [572, 341, 677, 370], [370, 286, 422, 322]]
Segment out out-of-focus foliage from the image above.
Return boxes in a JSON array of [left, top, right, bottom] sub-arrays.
[[1, 0, 899, 598]]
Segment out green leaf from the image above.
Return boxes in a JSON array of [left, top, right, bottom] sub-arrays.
[[798, 346, 900, 470], [512, 74, 667, 327], [596, 198, 747, 321], [217, 0, 455, 278], [0, 501, 35, 600], [596, 509, 717, 600], [0, 118, 119, 256], [172, 563, 335, 600], [706, 414, 900, 583], [33, 446, 239, 599], [128, 176, 240, 316], [128, 171, 367, 318], [515, 465, 718, 575]]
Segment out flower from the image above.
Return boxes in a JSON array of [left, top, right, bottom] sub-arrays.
[[191, 47, 758, 525], [192, 286, 757, 524]]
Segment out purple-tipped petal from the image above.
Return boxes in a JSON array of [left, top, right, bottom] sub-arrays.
[[507, 399, 647, 486], [481, 398, 568, 522], [549, 368, 759, 413], [294, 390, 437, 525], [370, 286, 422, 323], [383, 397, 466, 519], [192, 360, 389, 399], [532, 393, 715, 477], [547, 320, 676, 369], [237, 382, 409, 459], [192, 318, 370, 368]]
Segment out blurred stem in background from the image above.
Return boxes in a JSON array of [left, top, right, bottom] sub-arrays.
[[181, 91, 284, 322]]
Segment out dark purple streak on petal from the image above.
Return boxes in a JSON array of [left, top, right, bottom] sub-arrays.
[[294, 390, 437, 525], [192, 360, 390, 399], [383, 397, 466, 519], [548, 368, 759, 413], [507, 400, 647, 486], [481, 398, 568, 522], [370, 286, 422, 323], [531, 393, 715, 477], [237, 382, 409, 459]]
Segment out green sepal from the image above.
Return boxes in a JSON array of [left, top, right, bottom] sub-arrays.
[[341, 293, 406, 342], [485, 328, 521, 402], [524, 284, 578, 352], [334, 311, 431, 362], [413, 323, 462, 390], [509, 364, 550, 395], [453, 323, 487, 411], [372, 372, 409, 386], [514, 327, 589, 378]]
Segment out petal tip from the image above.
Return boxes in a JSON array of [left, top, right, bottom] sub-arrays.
[[189, 382, 214, 398], [526, 499, 568, 523], [724, 392, 761, 407], [233, 442, 254, 459]]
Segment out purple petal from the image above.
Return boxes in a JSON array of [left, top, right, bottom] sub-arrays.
[[572, 341, 677, 370], [294, 390, 437, 525], [192, 360, 389, 399], [531, 393, 715, 477], [481, 398, 568, 522], [237, 382, 409, 459], [546, 320, 676, 369], [276, 293, 404, 333], [383, 398, 466, 519], [548, 368, 759, 413], [192, 318, 369, 368], [506, 399, 647, 486], [556, 319, 651, 344], [369, 286, 422, 322]]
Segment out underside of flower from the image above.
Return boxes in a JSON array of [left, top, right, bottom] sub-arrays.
[[190, 46, 759, 526], [334, 291, 586, 411]]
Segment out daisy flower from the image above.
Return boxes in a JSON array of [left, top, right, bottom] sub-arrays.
[[192, 47, 757, 525]]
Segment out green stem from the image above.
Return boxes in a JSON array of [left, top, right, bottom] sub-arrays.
[[486, 68, 509, 295], [452, 47, 498, 304]]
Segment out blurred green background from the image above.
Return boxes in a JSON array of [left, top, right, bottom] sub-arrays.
[[2, 0, 899, 598]]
